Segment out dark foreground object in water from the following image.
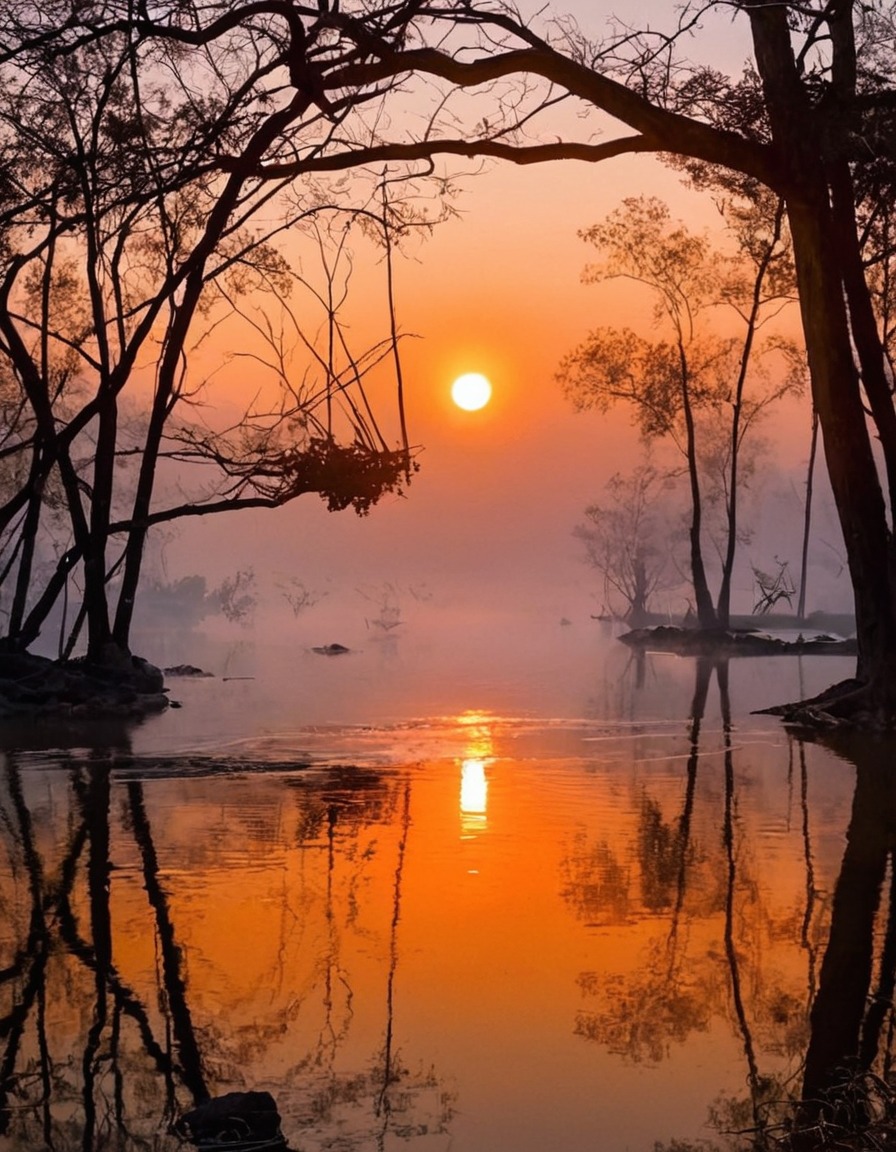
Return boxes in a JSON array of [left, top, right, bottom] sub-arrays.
[[0, 649, 169, 720], [619, 625, 857, 657], [173, 1091, 289, 1150]]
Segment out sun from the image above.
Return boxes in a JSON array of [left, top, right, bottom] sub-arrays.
[[451, 372, 492, 412]]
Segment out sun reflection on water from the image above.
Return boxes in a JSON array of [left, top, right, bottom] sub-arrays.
[[460, 758, 489, 834], [457, 711, 493, 837]]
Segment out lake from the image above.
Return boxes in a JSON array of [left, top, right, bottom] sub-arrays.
[[0, 611, 889, 1152]]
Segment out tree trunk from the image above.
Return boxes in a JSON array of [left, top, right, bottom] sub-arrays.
[[7, 448, 46, 641], [829, 161, 896, 519], [787, 196, 896, 691], [678, 340, 717, 629], [83, 394, 117, 662], [628, 554, 649, 628], [797, 409, 818, 622], [716, 199, 785, 630], [750, 1, 896, 704]]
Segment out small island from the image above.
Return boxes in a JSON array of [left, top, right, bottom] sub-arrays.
[[618, 623, 857, 657]]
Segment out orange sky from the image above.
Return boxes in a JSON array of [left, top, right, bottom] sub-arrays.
[[165, 7, 837, 621]]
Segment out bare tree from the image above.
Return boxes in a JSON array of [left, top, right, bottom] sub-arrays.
[[0, 4, 441, 664], [276, 576, 325, 619], [574, 459, 682, 626]]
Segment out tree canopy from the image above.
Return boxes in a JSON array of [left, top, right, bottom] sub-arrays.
[[0, 0, 442, 660], [307, 0, 896, 717], [3, 0, 896, 718], [560, 195, 799, 629]]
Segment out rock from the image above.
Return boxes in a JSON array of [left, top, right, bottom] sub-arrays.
[[164, 664, 214, 678], [0, 650, 170, 722], [618, 625, 857, 657], [312, 643, 350, 655], [131, 655, 164, 692], [173, 1090, 288, 1149]]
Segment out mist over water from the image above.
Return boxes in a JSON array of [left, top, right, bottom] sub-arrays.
[[121, 603, 854, 757], [0, 606, 874, 1152]]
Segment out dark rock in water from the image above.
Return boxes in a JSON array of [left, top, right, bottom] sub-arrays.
[[164, 663, 214, 677], [312, 642, 350, 655], [173, 1090, 288, 1149]]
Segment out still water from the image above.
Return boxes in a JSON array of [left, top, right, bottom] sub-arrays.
[[0, 612, 890, 1151]]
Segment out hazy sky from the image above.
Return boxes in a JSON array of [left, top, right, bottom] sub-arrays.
[[166, 5, 844, 622]]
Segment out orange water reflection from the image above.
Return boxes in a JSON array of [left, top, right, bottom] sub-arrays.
[[0, 687, 880, 1152]]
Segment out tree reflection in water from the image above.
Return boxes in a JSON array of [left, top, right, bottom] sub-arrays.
[[791, 728, 896, 1149], [4, 661, 896, 1152], [0, 750, 448, 1151], [635, 663, 896, 1152], [567, 658, 722, 1065]]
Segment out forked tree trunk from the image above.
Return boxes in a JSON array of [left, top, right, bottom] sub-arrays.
[[750, 1, 896, 708], [678, 341, 718, 629], [787, 197, 896, 694]]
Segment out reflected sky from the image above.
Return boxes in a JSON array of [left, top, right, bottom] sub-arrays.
[[0, 634, 884, 1152]]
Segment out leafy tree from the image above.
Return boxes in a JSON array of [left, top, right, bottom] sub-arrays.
[[210, 569, 257, 626], [560, 198, 796, 629]]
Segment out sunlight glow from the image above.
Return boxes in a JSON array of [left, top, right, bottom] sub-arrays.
[[461, 758, 489, 816], [451, 373, 492, 411]]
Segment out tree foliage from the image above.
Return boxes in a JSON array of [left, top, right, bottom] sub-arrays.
[[560, 197, 798, 628], [0, 1, 444, 661]]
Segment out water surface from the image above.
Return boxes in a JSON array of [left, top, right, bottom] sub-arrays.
[[0, 615, 880, 1151]]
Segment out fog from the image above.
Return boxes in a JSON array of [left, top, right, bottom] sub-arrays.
[[151, 391, 853, 660], [145, 150, 854, 643], [63, 119, 849, 682], [122, 600, 858, 764]]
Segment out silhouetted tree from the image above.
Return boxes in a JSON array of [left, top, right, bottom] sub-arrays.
[[276, 0, 896, 714], [0, 4, 435, 664], [4, 2, 896, 714], [574, 458, 682, 625], [560, 197, 797, 629]]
